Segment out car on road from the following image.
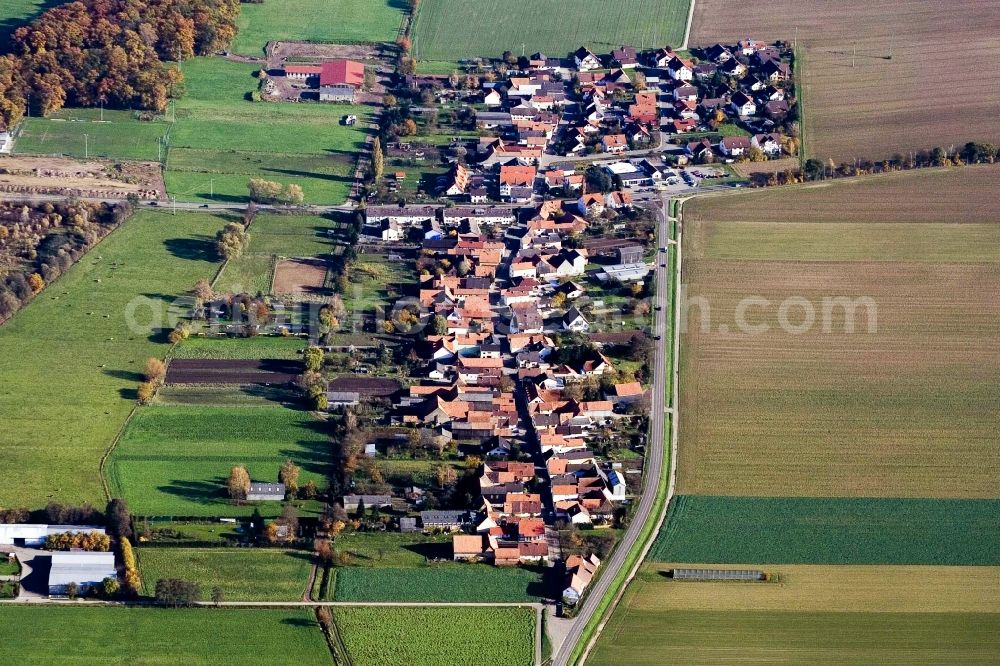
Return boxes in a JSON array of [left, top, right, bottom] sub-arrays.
[[655, 305, 662, 311], [200, 204, 209, 208], [653, 334, 661, 340]]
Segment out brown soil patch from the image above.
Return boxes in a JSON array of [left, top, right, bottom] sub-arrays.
[[732, 158, 800, 177], [0, 154, 163, 199], [689, 0, 1000, 162], [688, 165, 1000, 225], [272, 258, 329, 296], [678, 173, 1000, 499]]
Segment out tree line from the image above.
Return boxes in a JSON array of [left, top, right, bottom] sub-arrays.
[[750, 141, 1000, 188], [0, 0, 241, 129]]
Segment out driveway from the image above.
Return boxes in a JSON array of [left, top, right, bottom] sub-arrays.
[[0, 547, 50, 599]]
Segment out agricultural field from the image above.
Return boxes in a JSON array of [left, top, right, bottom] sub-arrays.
[[138, 548, 313, 601], [411, 0, 690, 65], [216, 213, 344, 295], [229, 0, 405, 56], [332, 563, 545, 602], [165, 57, 371, 205], [245, 213, 344, 258], [622, 563, 1000, 614], [14, 58, 372, 205], [14, 108, 170, 162], [172, 335, 307, 360], [677, 170, 1000, 499], [0, 606, 331, 665], [688, 0, 1000, 161], [107, 404, 331, 517], [589, 609, 1000, 666], [342, 253, 416, 314], [334, 606, 536, 666], [0, 210, 230, 508], [332, 531, 453, 566], [652, 496, 1000, 566]]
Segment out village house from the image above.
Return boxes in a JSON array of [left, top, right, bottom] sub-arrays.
[[573, 47, 601, 71], [601, 134, 628, 154], [730, 91, 757, 117], [752, 132, 783, 155], [718, 136, 751, 157]]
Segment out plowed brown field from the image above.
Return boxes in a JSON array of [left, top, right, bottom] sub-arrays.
[[678, 167, 1000, 498], [689, 0, 1000, 162]]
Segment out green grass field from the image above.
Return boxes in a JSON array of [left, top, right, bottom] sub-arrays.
[[334, 606, 535, 666], [14, 108, 171, 161], [246, 214, 343, 258], [652, 496, 1000, 565], [411, 0, 690, 63], [215, 254, 275, 295], [107, 404, 331, 517], [214, 213, 344, 294], [0, 606, 331, 665], [589, 610, 1000, 666], [165, 58, 371, 204], [138, 548, 313, 601], [172, 335, 307, 360], [342, 255, 416, 314], [333, 531, 452, 566], [230, 0, 405, 56], [332, 564, 545, 602], [15, 58, 372, 205], [0, 210, 230, 508]]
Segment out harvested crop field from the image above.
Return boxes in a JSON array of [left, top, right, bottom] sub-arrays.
[[589, 609, 1000, 666], [688, 0, 1000, 162], [677, 172, 1000, 499], [165, 359, 302, 385], [272, 258, 328, 296], [624, 563, 1000, 614], [651, 496, 1000, 565], [0, 154, 163, 199]]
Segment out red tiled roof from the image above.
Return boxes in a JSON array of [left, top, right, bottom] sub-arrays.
[[320, 60, 365, 87]]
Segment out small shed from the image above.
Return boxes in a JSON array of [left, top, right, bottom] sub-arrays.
[[399, 517, 419, 533], [247, 482, 286, 502], [616, 245, 644, 264]]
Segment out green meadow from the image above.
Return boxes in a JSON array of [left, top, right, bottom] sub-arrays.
[[0, 210, 230, 507], [108, 404, 331, 517], [230, 0, 405, 56], [138, 548, 313, 601], [0, 606, 331, 665]]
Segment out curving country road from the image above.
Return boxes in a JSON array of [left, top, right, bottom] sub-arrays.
[[552, 193, 682, 666]]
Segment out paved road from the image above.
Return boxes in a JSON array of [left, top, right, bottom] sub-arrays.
[[551, 194, 681, 666]]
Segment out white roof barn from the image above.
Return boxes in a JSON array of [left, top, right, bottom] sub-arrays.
[[247, 482, 286, 501], [48, 551, 116, 597]]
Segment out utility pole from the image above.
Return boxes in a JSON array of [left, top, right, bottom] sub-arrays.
[[83, 133, 89, 159], [100, 98, 104, 122], [171, 196, 176, 216], [852, 45, 856, 68], [210, 179, 214, 199]]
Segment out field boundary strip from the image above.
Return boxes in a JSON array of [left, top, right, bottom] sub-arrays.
[[99, 404, 139, 502], [794, 44, 808, 165]]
